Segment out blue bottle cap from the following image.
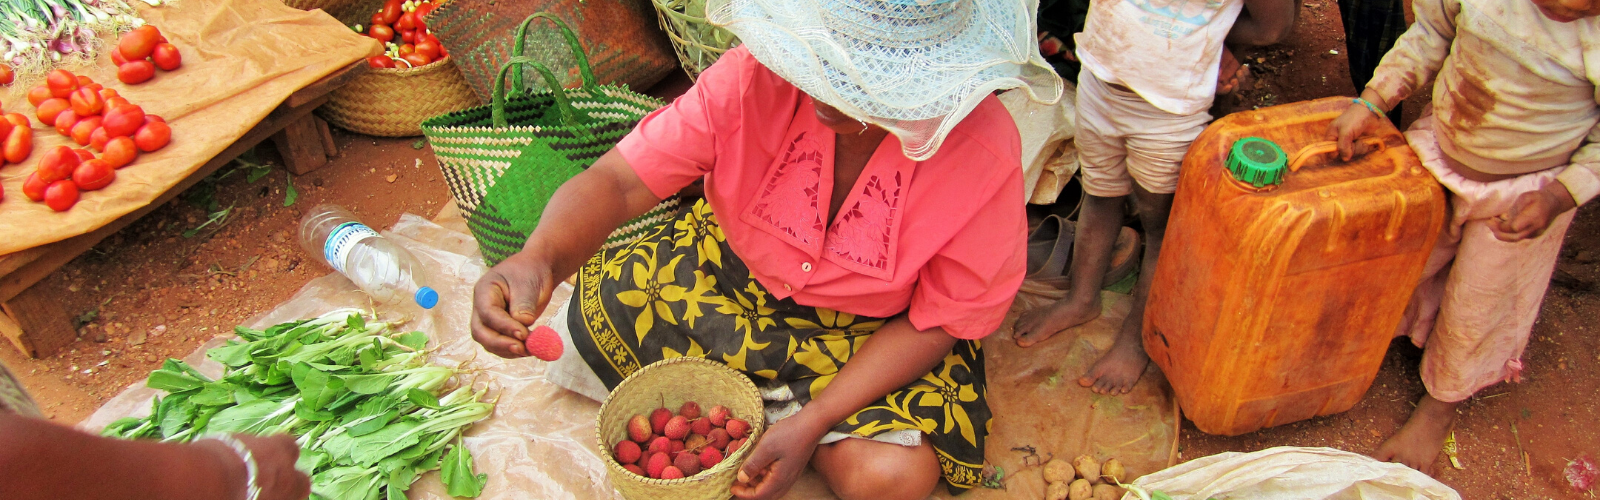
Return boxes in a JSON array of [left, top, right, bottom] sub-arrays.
[[414, 286, 439, 309]]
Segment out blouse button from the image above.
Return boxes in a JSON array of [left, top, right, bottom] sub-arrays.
[[801, 262, 813, 272]]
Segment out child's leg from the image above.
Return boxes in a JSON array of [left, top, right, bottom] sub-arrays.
[[1076, 126, 1199, 395], [1015, 71, 1131, 347], [1377, 119, 1574, 473]]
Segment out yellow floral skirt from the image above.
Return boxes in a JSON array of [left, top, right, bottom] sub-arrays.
[[567, 199, 991, 492]]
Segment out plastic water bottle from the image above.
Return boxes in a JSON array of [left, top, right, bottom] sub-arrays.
[[299, 204, 439, 309]]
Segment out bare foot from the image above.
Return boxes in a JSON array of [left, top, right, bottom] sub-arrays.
[[1014, 295, 1101, 348], [1076, 321, 1148, 395], [1374, 394, 1460, 475]]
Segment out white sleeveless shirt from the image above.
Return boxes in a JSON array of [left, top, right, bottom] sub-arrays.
[[1074, 0, 1244, 116]]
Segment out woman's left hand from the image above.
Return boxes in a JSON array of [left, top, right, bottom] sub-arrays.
[[1491, 182, 1577, 242], [731, 414, 828, 500]]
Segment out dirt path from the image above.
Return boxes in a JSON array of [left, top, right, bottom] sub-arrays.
[[3, 3, 1596, 498]]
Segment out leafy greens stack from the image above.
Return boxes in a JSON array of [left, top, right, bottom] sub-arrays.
[[103, 309, 495, 499]]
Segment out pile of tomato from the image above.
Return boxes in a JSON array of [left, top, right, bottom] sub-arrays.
[[358, 0, 447, 69], [113, 25, 183, 84], [19, 69, 172, 211]]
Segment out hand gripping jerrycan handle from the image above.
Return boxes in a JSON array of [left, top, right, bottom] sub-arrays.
[[1227, 136, 1387, 188], [1287, 137, 1387, 172]]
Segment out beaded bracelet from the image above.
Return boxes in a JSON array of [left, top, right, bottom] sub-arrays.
[[201, 434, 262, 500], [1353, 97, 1384, 117]]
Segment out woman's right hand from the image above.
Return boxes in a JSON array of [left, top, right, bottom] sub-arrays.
[[471, 251, 557, 358], [1327, 100, 1382, 161]]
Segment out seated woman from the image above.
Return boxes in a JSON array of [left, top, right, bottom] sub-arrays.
[[469, 0, 1061, 498]]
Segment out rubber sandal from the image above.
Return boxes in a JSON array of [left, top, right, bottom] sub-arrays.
[[1025, 215, 1074, 290], [1103, 226, 1142, 288]]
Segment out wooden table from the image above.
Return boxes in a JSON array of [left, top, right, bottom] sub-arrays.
[[0, 63, 368, 358]]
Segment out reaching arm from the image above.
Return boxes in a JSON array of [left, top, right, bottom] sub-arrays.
[[470, 150, 663, 357], [732, 316, 957, 500], [0, 412, 308, 500], [1227, 0, 1300, 47]]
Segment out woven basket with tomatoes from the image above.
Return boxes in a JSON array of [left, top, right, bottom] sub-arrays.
[[317, 0, 479, 137]]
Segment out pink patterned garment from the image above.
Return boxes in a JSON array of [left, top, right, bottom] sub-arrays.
[[615, 46, 1025, 340]]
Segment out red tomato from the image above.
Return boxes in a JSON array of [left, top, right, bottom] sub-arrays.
[[53, 109, 80, 136], [397, 11, 417, 31], [134, 121, 171, 152], [106, 96, 132, 110], [22, 172, 47, 201], [27, 86, 51, 107], [4, 113, 27, 128], [380, 0, 403, 25], [119, 25, 162, 61], [103, 137, 138, 168], [413, 2, 433, 19], [111, 46, 128, 65], [35, 98, 69, 125], [46, 70, 76, 92], [72, 159, 115, 190], [0, 120, 10, 142], [71, 117, 101, 146], [89, 127, 110, 152], [3, 126, 30, 163], [400, 29, 416, 44], [36, 146, 80, 183], [402, 53, 432, 68], [44, 180, 79, 212], [398, 44, 415, 57], [71, 148, 94, 162], [413, 16, 428, 33], [151, 43, 182, 71], [118, 60, 156, 85], [370, 12, 387, 27], [415, 40, 441, 60], [0, 64, 12, 86], [76, 75, 92, 86], [366, 56, 397, 69], [145, 115, 165, 124], [100, 88, 119, 101], [368, 24, 395, 43], [69, 87, 105, 117], [83, 83, 104, 94], [102, 105, 146, 137]]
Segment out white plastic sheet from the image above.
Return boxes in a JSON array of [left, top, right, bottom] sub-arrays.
[[1125, 447, 1461, 500]]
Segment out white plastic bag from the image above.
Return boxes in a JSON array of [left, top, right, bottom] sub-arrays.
[[1000, 85, 1079, 205], [1124, 447, 1461, 500]]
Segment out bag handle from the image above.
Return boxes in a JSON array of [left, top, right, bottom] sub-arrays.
[[491, 56, 584, 128], [1287, 137, 1386, 172], [509, 13, 598, 94]]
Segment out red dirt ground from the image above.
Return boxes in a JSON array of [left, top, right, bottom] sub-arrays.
[[3, 2, 1596, 498]]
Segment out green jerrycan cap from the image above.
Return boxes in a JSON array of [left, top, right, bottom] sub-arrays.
[[1228, 137, 1288, 188]]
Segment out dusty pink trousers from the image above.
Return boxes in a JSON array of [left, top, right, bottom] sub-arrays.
[[1398, 116, 1575, 403]]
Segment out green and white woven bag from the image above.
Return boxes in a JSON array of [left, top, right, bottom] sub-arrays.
[[422, 14, 678, 267]]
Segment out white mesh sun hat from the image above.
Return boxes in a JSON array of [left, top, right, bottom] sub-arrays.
[[707, 0, 1064, 161]]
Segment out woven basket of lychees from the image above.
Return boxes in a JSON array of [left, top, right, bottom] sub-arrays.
[[596, 356, 765, 499]]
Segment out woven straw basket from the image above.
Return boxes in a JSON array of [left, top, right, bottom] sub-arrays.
[[649, 0, 740, 80], [596, 357, 765, 500], [319, 56, 481, 137], [281, 0, 382, 24]]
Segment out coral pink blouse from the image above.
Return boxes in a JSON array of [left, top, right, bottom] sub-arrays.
[[616, 47, 1025, 340]]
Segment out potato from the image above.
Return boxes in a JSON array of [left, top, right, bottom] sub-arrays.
[[1043, 458, 1075, 483], [1045, 481, 1071, 500], [1073, 455, 1102, 485], [1101, 458, 1127, 484], [1092, 483, 1124, 500], [1068, 479, 1093, 500]]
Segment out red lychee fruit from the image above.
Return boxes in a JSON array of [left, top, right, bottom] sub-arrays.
[[707, 405, 731, 427], [647, 436, 671, 455], [664, 415, 690, 440], [614, 440, 642, 465], [690, 417, 713, 436], [707, 428, 731, 450], [725, 418, 750, 440], [646, 452, 671, 478], [674, 451, 703, 476], [699, 447, 724, 469], [650, 407, 673, 434], [627, 415, 652, 443], [623, 463, 645, 476], [660, 466, 685, 480], [678, 401, 702, 420]]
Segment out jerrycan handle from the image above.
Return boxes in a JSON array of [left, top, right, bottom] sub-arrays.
[[1287, 137, 1386, 172]]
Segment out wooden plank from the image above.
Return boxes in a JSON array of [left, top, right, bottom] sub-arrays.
[[315, 116, 338, 157], [1, 292, 77, 358], [286, 63, 367, 108], [274, 114, 331, 175], [0, 95, 327, 304]]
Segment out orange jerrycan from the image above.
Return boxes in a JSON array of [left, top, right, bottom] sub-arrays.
[[1145, 97, 1446, 436]]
